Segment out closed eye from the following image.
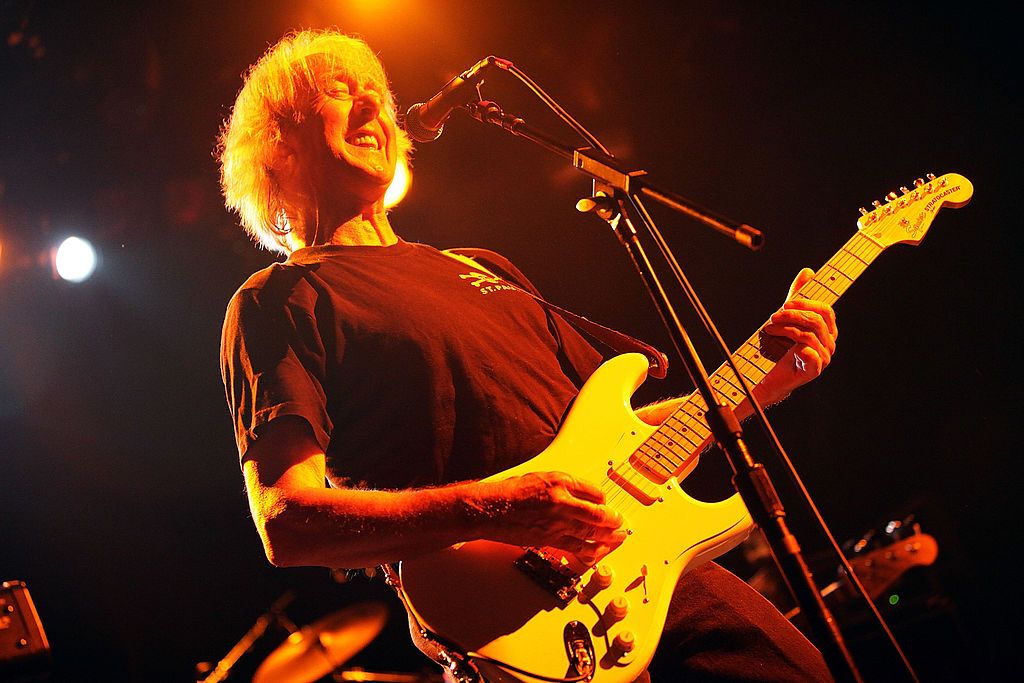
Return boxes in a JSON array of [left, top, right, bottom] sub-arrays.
[[323, 87, 353, 100]]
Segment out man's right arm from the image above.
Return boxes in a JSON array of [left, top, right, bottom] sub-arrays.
[[242, 416, 627, 570]]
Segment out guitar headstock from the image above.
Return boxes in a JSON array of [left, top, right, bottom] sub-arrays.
[[857, 172, 973, 248], [843, 532, 939, 600]]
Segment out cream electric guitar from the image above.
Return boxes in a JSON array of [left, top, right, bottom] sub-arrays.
[[397, 173, 973, 682]]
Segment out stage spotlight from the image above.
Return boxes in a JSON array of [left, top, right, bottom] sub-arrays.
[[383, 157, 411, 208], [53, 236, 97, 283]]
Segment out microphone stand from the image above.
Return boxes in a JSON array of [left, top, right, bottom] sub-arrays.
[[460, 100, 863, 683]]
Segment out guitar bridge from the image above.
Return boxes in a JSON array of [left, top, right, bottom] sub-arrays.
[[514, 548, 580, 605]]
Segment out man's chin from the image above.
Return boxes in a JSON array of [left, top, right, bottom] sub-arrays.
[[354, 159, 395, 186]]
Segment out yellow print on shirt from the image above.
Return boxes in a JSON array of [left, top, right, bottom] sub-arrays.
[[459, 271, 517, 295]]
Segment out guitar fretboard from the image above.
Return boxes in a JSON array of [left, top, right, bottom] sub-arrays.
[[630, 231, 885, 481]]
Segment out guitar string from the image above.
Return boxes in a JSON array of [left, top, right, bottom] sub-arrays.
[[601, 241, 861, 500], [594, 213, 897, 531], [616, 238, 869, 486]]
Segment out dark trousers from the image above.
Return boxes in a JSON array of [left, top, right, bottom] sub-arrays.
[[634, 562, 834, 682]]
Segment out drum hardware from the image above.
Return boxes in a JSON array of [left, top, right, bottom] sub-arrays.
[[252, 600, 389, 683], [197, 590, 298, 683]]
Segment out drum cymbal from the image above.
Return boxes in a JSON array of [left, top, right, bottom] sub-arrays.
[[253, 601, 389, 683]]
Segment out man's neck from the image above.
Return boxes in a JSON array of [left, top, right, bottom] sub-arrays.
[[324, 210, 398, 247], [290, 198, 398, 248]]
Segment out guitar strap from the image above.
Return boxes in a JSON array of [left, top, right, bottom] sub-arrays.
[[443, 249, 668, 379]]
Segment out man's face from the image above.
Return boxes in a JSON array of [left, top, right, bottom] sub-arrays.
[[312, 70, 398, 202]]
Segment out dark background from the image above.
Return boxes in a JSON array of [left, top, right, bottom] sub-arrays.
[[1, 1, 1018, 681]]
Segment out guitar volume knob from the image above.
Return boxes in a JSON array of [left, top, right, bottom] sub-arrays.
[[605, 596, 630, 622], [612, 630, 637, 655], [594, 564, 614, 589]]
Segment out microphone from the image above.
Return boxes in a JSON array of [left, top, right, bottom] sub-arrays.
[[404, 56, 507, 142]]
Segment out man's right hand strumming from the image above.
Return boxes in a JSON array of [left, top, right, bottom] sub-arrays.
[[463, 472, 629, 564]]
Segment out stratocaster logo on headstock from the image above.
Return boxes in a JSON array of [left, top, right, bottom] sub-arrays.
[[904, 185, 961, 238], [924, 185, 961, 215]]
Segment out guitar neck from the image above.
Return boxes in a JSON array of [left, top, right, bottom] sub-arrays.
[[631, 231, 886, 481]]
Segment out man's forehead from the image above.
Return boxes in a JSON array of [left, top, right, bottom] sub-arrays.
[[301, 50, 387, 90]]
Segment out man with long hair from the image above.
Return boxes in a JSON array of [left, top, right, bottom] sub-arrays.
[[219, 29, 837, 681]]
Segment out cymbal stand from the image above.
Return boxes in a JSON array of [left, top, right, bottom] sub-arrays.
[[197, 590, 297, 683]]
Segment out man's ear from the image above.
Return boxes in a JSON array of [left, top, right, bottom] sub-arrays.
[[267, 130, 315, 201], [270, 118, 324, 185], [269, 137, 299, 174]]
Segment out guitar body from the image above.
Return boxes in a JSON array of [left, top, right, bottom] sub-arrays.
[[399, 353, 753, 682]]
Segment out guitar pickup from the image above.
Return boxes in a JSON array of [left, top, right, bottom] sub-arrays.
[[514, 548, 581, 605], [608, 465, 660, 506]]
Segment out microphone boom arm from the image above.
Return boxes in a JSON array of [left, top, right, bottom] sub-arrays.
[[461, 100, 763, 250]]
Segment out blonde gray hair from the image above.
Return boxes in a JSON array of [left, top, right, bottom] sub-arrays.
[[217, 30, 413, 253]]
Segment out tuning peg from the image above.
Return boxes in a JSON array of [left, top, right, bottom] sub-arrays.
[[858, 206, 869, 215], [913, 178, 925, 187], [850, 529, 880, 555], [900, 186, 910, 194], [885, 515, 918, 540], [926, 172, 936, 180], [886, 191, 899, 202], [872, 200, 882, 209]]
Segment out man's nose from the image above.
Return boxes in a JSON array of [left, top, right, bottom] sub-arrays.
[[354, 92, 381, 120]]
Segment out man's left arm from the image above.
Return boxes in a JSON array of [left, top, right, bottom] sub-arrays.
[[635, 267, 837, 426]]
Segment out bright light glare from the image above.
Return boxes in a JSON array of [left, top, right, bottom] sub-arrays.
[[383, 158, 412, 208], [54, 236, 97, 282]]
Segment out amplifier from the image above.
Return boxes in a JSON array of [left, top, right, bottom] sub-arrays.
[[0, 580, 51, 679]]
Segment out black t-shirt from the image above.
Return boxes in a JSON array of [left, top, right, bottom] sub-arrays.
[[220, 240, 605, 489], [219, 240, 837, 679]]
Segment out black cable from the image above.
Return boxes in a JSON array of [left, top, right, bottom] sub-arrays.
[[466, 651, 593, 682], [489, 59, 613, 157]]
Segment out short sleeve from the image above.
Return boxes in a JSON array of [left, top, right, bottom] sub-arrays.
[[220, 286, 333, 462]]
